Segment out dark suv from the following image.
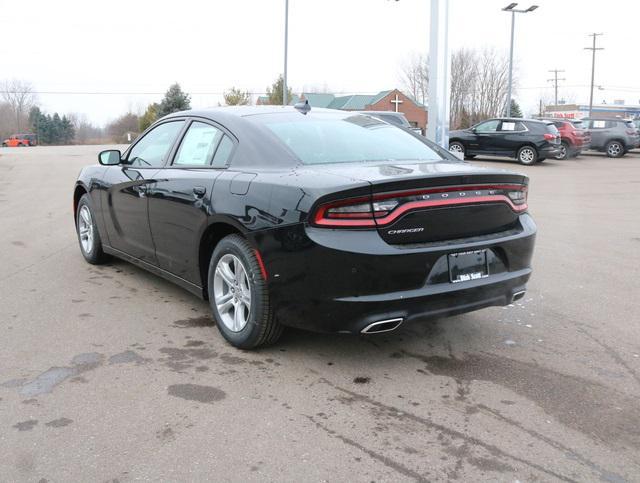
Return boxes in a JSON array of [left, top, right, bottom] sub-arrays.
[[583, 118, 640, 157], [449, 118, 561, 165]]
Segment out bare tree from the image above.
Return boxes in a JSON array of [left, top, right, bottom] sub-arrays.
[[399, 53, 428, 105], [449, 48, 513, 129], [1, 79, 37, 131]]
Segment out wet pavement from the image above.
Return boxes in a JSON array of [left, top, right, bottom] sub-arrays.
[[1, 145, 639, 481]]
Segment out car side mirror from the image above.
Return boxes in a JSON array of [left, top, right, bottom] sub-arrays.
[[98, 149, 122, 166]]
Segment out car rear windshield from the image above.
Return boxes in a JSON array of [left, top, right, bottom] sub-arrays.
[[544, 123, 560, 134], [255, 113, 443, 165]]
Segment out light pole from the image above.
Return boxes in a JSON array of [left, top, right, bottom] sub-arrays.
[[502, 3, 538, 117], [283, 0, 289, 106]]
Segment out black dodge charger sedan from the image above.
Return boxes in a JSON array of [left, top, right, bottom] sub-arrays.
[[449, 118, 561, 165], [74, 106, 536, 349]]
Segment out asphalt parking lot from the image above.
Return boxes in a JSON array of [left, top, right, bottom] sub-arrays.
[[1, 145, 639, 482]]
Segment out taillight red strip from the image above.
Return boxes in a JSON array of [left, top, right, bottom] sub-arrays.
[[313, 184, 528, 228]]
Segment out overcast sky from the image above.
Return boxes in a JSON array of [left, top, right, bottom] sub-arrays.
[[2, 0, 638, 126]]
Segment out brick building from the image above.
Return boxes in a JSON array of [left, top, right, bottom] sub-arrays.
[[300, 89, 427, 134]]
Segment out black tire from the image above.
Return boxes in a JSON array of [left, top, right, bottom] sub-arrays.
[[208, 234, 283, 349], [555, 142, 570, 160], [76, 194, 109, 264], [448, 141, 465, 158], [517, 145, 538, 165], [1, 143, 6, 147], [605, 140, 624, 158]]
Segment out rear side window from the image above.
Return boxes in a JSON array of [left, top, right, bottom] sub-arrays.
[[211, 135, 234, 168], [500, 121, 525, 131], [128, 121, 184, 167], [174, 122, 223, 166]]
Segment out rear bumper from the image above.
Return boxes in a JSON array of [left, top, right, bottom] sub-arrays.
[[250, 214, 536, 333], [540, 145, 561, 157]]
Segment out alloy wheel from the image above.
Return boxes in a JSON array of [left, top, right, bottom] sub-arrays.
[[213, 254, 252, 332], [519, 148, 535, 163], [78, 205, 94, 254], [556, 144, 567, 160], [607, 142, 622, 157], [449, 143, 464, 154]]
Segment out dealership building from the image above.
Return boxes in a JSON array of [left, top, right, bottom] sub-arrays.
[[544, 102, 640, 120]]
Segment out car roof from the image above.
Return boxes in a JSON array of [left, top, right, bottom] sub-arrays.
[[167, 105, 348, 119]]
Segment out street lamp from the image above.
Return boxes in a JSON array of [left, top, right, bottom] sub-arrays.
[[502, 3, 538, 117], [283, 0, 289, 106]]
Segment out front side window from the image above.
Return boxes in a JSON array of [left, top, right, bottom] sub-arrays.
[[475, 120, 500, 133], [127, 121, 184, 167], [174, 122, 223, 166], [255, 113, 442, 165]]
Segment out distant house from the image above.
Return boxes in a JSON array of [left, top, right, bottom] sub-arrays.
[[300, 89, 427, 134]]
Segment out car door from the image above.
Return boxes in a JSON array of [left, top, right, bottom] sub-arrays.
[[586, 119, 607, 148], [102, 120, 185, 263], [471, 119, 501, 154], [148, 119, 236, 283], [496, 120, 527, 156]]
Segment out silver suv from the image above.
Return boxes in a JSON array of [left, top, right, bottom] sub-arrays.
[[583, 118, 640, 158]]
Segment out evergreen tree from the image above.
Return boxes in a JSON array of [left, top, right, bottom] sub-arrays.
[[61, 115, 75, 144], [266, 75, 293, 105], [510, 99, 523, 118], [139, 103, 159, 132], [157, 83, 191, 117]]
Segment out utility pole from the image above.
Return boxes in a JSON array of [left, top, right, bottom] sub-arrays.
[[585, 33, 603, 118], [547, 69, 565, 106], [283, 0, 289, 106]]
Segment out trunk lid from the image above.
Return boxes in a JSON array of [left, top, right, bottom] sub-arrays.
[[309, 162, 528, 245]]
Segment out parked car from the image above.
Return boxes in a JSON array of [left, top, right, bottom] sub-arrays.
[[538, 118, 591, 160], [2, 133, 37, 147], [582, 118, 640, 157], [73, 106, 536, 349], [359, 111, 423, 134], [449, 118, 561, 165]]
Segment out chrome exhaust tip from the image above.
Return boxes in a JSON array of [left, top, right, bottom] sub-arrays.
[[511, 290, 526, 302], [360, 318, 403, 334]]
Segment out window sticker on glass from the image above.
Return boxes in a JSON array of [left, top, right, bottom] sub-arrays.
[[501, 122, 516, 131], [593, 120, 606, 128]]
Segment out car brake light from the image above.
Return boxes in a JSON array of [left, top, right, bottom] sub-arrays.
[[543, 133, 556, 141], [313, 184, 528, 228]]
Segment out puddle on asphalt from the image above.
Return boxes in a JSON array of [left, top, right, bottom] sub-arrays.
[[167, 384, 226, 403]]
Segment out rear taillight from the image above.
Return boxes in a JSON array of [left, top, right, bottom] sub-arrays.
[[543, 133, 557, 141], [313, 184, 528, 228]]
